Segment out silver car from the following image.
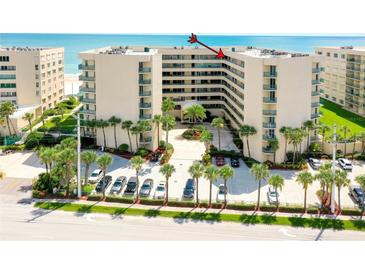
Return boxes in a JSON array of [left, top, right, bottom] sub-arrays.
[[267, 187, 279, 204]]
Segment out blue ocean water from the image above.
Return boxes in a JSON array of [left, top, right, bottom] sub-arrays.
[[1, 33, 365, 74]]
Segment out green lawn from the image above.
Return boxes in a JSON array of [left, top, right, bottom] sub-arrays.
[[319, 98, 365, 138], [38, 114, 77, 134], [35, 201, 365, 232]]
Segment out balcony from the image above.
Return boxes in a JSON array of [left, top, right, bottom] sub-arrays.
[[347, 58, 362, 64], [80, 109, 96, 115], [262, 110, 277, 116], [262, 134, 276, 141], [139, 91, 151, 97], [312, 80, 321, 85], [262, 147, 275, 153], [312, 68, 324, 73], [139, 79, 151, 85], [311, 91, 320, 96], [139, 67, 152, 73], [79, 75, 95, 81], [263, 123, 276, 129], [263, 71, 277, 77], [80, 97, 96, 104], [78, 64, 95, 70], [311, 113, 321, 119], [263, 84, 277, 90], [346, 65, 360, 71], [79, 87, 96, 93], [311, 102, 320, 108], [263, 97, 277, 104], [139, 102, 152, 109], [139, 114, 152, 120]]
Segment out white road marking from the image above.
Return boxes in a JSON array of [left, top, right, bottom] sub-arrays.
[[278, 228, 296, 238]]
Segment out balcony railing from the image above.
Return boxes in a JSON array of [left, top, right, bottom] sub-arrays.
[[262, 134, 276, 141], [263, 71, 277, 77], [79, 87, 96, 93], [311, 113, 321, 119], [139, 67, 152, 73], [263, 123, 276, 129], [311, 102, 320, 107], [263, 84, 277, 90], [139, 102, 152, 108], [80, 109, 96, 115], [79, 75, 95, 81], [263, 97, 277, 104], [78, 64, 95, 70], [262, 147, 275, 153], [262, 110, 277, 115], [312, 80, 321, 85], [312, 68, 324, 73], [139, 91, 151, 96], [139, 79, 151, 85], [80, 97, 96, 104], [139, 114, 152, 120], [311, 91, 320, 96]]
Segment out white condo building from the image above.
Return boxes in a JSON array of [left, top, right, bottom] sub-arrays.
[[79, 46, 322, 163]]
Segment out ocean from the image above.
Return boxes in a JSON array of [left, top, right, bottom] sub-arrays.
[[1, 33, 365, 74]]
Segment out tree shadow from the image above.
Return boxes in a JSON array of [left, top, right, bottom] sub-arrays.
[[143, 209, 161, 218], [17, 198, 33, 205], [350, 219, 365, 230], [288, 216, 306, 227], [260, 214, 277, 225], [27, 202, 66, 222], [239, 213, 260, 225], [17, 185, 32, 192]]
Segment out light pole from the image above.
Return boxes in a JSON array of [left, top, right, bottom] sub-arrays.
[[331, 124, 336, 214], [77, 112, 81, 199]]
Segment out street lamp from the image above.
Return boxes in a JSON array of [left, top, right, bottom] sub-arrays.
[[71, 103, 83, 199], [331, 124, 336, 214]]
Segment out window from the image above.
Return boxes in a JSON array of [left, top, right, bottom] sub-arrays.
[[0, 56, 10, 62], [332, 97, 337, 102], [36, 82, 39, 88], [341, 54, 345, 59], [35, 65, 39, 70], [334, 53, 338, 58], [325, 94, 329, 98], [0, 83, 16, 88], [317, 51, 322, 55], [340, 99, 344, 104], [0, 65, 15, 71], [41, 64, 45, 69], [327, 52, 331, 57]]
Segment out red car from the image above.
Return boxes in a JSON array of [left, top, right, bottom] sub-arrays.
[[216, 156, 226, 166]]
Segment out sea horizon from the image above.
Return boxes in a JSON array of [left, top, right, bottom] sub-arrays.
[[1, 33, 365, 74]]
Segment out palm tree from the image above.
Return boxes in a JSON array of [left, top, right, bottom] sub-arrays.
[[37, 147, 56, 174], [130, 156, 144, 202], [268, 174, 285, 210], [161, 98, 176, 114], [334, 169, 350, 212], [183, 104, 206, 124], [96, 154, 113, 199], [188, 161, 205, 205], [303, 120, 315, 152], [108, 116, 122, 149], [96, 119, 109, 148], [239, 124, 257, 158], [351, 134, 358, 160], [250, 163, 269, 210], [57, 105, 66, 119], [319, 124, 330, 152], [137, 120, 152, 147], [0, 101, 17, 136], [52, 116, 62, 129], [315, 164, 333, 209], [22, 112, 34, 133], [219, 164, 234, 206], [200, 130, 213, 151], [280, 126, 292, 161], [288, 128, 305, 163], [130, 125, 141, 151], [358, 132, 365, 155], [204, 165, 220, 207], [340, 125, 351, 155], [81, 150, 97, 185], [159, 163, 176, 203], [122, 120, 133, 152], [211, 117, 225, 150], [58, 148, 77, 198], [268, 137, 279, 163], [296, 171, 314, 213], [152, 114, 162, 145], [161, 115, 176, 145]]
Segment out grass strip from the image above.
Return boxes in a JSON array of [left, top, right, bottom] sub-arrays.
[[34, 201, 365, 232]]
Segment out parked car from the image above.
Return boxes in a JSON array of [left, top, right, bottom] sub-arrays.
[[338, 158, 353, 171], [124, 177, 137, 195], [110, 176, 127, 194], [88, 169, 103, 183], [140, 178, 154, 197], [349, 186, 365, 206], [150, 153, 161, 163], [183, 178, 195, 199], [153, 183, 166, 199], [95, 175, 112, 193], [230, 157, 240, 168], [216, 156, 226, 167], [216, 184, 226, 202], [308, 158, 321, 170], [267, 187, 279, 204]]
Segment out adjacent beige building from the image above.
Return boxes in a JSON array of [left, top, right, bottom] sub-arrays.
[[315, 46, 365, 116], [0, 46, 65, 135], [79, 46, 321, 162]]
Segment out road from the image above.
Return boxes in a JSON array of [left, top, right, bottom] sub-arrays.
[[1, 177, 365, 240]]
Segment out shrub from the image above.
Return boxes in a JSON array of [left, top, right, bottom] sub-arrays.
[[159, 140, 166, 149], [201, 152, 211, 165], [140, 199, 164, 206], [259, 205, 277, 212], [226, 203, 256, 211], [2, 144, 25, 151], [25, 138, 40, 150], [118, 143, 129, 152], [167, 201, 196, 208], [105, 196, 134, 204], [210, 149, 241, 158], [243, 157, 260, 168], [160, 144, 174, 164], [278, 206, 305, 213], [309, 143, 322, 153], [135, 147, 150, 158], [33, 172, 59, 194], [341, 208, 363, 216], [32, 189, 45, 199], [82, 184, 94, 196], [87, 194, 102, 201]]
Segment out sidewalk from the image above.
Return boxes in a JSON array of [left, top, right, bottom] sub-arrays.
[[35, 198, 364, 221]]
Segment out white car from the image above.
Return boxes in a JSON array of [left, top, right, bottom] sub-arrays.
[[338, 158, 353, 171], [216, 184, 226, 202], [267, 187, 279, 204], [153, 183, 166, 199], [88, 169, 103, 183], [308, 158, 321, 170]]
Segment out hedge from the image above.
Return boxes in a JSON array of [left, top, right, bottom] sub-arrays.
[[167, 201, 196, 208], [87, 194, 102, 201], [140, 199, 164, 206], [105, 196, 134, 204]]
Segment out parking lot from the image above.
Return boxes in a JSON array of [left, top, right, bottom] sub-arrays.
[[1, 126, 364, 209]]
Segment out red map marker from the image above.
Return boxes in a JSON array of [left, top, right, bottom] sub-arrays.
[[188, 33, 225, 59]]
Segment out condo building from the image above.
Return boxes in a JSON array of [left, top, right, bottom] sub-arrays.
[[0, 46, 65, 135], [315, 46, 365, 116], [79, 46, 321, 163]]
